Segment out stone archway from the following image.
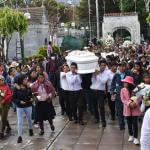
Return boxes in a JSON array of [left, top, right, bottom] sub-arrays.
[[102, 13, 141, 44]]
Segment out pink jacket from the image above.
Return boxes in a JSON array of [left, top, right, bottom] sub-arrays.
[[120, 88, 141, 117]]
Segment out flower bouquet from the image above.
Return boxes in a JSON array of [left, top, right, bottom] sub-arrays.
[[143, 89, 150, 107], [0, 89, 5, 100], [129, 96, 137, 109]]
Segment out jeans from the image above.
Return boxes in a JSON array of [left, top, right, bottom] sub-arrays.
[[126, 116, 138, 138], [0, 104, 10, 133], [115, 96, 125, 128], [17, 106, 32, 136], [83, 89, 93, 113]]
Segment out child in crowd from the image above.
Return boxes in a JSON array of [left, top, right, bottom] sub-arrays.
[[120, 76, 141, 145]]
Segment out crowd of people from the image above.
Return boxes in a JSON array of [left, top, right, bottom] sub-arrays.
[[0, 42, 150, 150]]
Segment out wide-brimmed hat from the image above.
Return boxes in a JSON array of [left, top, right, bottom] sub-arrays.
[[122, 76, 135, 85], [10, 61, 19, 68]]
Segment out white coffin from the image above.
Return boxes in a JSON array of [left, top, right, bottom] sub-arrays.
[[65, 50, 99, 74]]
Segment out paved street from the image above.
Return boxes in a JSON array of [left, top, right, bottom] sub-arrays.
[[0, 99, 141, 150]]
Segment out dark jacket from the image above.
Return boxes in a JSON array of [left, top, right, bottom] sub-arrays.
[[55, 71, 61, 90], [13, 86, 33, 108], [81, 74, 92, 90], [111, 71, 131, 96]]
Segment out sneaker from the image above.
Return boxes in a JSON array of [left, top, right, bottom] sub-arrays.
[[17, 136, 22, 143], [29, 129, 34, 136], [133, 138, 140, 145], [128, 136, 134, 142], [34, 124, 39, 128]]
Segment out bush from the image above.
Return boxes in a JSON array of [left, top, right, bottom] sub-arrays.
[[38, 45, 47, 57], [52, 45, 60, 54]]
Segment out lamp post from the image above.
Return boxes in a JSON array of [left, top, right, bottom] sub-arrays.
[[96, 0, 100, 40], [88, 0, 92, 42]]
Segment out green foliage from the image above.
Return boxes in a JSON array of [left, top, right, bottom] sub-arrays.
[[117, 0, 148, 35], [52, 45, 60, 54], [38, 45, 60, 57], [0, 7, 28, 37], [44, 0, 72, 23], [76, 0, 120, 22], [146, 13, 150, 25], [38, 45, 47, 57]]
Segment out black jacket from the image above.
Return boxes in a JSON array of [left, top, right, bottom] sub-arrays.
[[13, 86, 33, 108]]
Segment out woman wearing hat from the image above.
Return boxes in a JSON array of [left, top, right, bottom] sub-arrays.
[[120, 76, 141, 145]]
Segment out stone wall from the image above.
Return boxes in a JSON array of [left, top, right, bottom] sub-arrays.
[[102, 13, 141, 44], [8, 24, 50, 60]]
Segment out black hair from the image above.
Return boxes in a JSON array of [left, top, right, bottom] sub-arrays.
[[111, 61, 118, 67], [8, 67, 15, 75], [99, 59, 107, 65], [37, 72, 45, 78], [17, 74, 27, 85], [143, 73, 150, 78], [119, 61, 127, 67], [134, 61, 142, 68], [71, 62, 78, 69], [127, 83, 135, 97], [36, 64, 44, 72]]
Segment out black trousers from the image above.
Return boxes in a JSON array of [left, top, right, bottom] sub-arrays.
[[62, 90, 71, 118], [69, 90, 84, 121], [58, 89, 66, 112], [107, 92, 115, 120], [126, 116, 138, 138], [92, 90, 106, 123]]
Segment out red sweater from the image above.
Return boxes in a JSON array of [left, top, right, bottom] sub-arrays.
[[0, 85, 12, 104]]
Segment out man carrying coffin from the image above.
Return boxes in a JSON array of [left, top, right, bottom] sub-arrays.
[[66, 62, 84, 125], [90, 60, 109, 127]]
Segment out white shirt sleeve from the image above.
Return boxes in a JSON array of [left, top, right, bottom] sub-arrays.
[[141, 109, 150, 150]]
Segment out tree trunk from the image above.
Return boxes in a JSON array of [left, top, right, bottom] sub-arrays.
[[20, 37, 24, 62], [6, 36, 12, 62], [1, 36, 5, 62]]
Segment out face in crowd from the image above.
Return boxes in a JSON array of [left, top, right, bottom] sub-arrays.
[[70, 63, 77, 74], [119, 64, 126, 73], [30, 71, 37, 79], [38, 74, 45, 84], [63, 65, 69, 73], [99, 61, 107, 72], [0, 78, 4, 86], [0, 64, 5, 72]]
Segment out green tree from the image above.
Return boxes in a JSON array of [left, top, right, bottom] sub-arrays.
[[76, 0, 120, 22], [44, 0, 72, 24], [117, 0, 149, 37], [0, 7, 28, 61], [147, 13, 150, 25]]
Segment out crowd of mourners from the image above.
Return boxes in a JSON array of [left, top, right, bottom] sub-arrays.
[[0, 42, 150, 150]]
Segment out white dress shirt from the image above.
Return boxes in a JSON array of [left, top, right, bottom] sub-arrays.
[[90, 70, 109, 91], [141, 108, 150, 150], [107, 70, 115, 92], [66, 71, 82, 91], [60, 72, 69, 91]]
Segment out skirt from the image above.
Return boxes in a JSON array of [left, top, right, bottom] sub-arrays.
[[36, 101, 56, 121]]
